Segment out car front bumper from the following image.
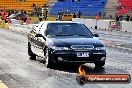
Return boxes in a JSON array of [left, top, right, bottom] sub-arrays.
[[50, 50, 106, 63]]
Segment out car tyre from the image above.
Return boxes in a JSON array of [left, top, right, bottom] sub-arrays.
[[95, 61, 105, 68], [45, 48, 53, 68], [28, 42, 36, 60]]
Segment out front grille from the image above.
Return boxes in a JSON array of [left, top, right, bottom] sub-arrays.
[[71, 45, 94, 51]]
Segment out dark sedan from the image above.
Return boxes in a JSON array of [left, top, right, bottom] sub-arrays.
[[16, 14, 28, 22], [28, 21, 106, 68]]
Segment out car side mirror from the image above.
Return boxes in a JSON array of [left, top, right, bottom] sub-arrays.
[[35, 34, 46, 40], [35, 34, 43, 37], [94, 34, 99, 37]]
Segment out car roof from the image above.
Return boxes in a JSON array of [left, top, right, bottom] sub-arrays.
[[40, 21, 82, 24], [10, 14, 17, 16]]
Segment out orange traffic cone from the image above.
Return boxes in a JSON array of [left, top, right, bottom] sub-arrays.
[[26, 17, 30, 25], [8, 17, 11, 24]]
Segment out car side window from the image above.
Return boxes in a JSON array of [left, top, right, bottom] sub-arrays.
[[45, 24, 58, 36]]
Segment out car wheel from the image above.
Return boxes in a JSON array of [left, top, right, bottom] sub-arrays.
[[45, 48, 53, 68], [28, 42, 36, 60], [95, 61, 105, 68]]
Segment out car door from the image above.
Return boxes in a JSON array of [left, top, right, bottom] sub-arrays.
[[34, 24, 46, 57], [29, 22, 44, 56], [28, 26, 38, 55]]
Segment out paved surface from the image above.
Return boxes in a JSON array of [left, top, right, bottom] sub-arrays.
[[0, 28, 132, 88], [0, 80, 8, 88]]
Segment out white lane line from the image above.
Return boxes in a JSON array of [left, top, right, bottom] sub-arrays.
[[0, 80, 8, 88]]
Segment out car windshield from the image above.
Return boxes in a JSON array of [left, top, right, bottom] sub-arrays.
[[46, 23, 93, 37], [10, 14, 17, 17], [18, 14, 26, 17]]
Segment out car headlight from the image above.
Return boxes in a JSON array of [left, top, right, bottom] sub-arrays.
[[94, 47, 106, 50], [51, 46, 71, 50]]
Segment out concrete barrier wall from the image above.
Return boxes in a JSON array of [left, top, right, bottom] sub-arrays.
[[72, 18, 113, 29], [8, 18, 132, 33], [122, 21, 132, 33], [8, 19, 35, 34], [72, 18, 132, 33], [9, 24, 33, 34]]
